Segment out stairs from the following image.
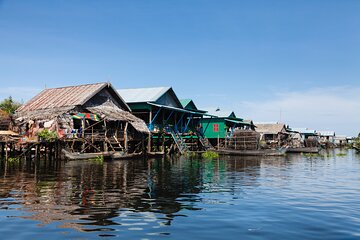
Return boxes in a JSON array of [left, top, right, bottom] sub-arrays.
[[168, 127, 188, 154], [196, 132, 214, 150], [106, 136, 124, 152]]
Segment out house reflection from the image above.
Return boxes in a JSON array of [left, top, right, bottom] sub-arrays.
[[0, 155, 265, 232]]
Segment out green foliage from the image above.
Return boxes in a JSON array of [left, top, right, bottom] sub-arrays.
[[354, 134, 360, 149], [336, 153, 347, 157], [0, 96, 21, 114], [38, 129, 57, 142], [201, 151, 219, 159], [7, 157, 20, 164], [91, 155, 104, 164], [302, 153, 323, 158]]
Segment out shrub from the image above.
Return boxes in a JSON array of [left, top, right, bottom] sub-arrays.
[[201, 151, 219, 159], [38, 129, 57, 142]]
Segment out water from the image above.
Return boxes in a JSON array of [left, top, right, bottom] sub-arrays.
[[0, 149, 359, 239]]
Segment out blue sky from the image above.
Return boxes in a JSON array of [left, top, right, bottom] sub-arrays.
[[0, 0, 359, 136]]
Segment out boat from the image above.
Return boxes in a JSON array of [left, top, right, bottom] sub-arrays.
[[216, 148, 286, 157], [62, 149, 144, 160], [286, 147, 320, 154]]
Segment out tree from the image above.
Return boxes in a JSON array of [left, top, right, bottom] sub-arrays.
[[0, 96, 22, 114], [354, 133, 360, 149]]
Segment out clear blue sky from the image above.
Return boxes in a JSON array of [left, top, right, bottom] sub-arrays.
[[0, 0, 359, 135]]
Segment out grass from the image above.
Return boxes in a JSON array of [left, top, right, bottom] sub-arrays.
[[336, 153, 347, 157], [201, 151, 219, 159]]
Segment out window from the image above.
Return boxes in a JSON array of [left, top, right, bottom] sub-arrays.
[[213, 124, 219, 132]]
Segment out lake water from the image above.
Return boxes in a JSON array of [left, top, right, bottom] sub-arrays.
[[0, 149, 359, 240]]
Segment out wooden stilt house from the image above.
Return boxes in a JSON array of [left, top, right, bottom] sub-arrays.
[[14, 83, 149, 158], [117, 87, 209, 154], [254, 123, 289, 148], [199, 109, 253, 148]]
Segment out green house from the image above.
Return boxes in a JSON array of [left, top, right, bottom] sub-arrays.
[[199, 109, 251, 140], [117, 87, 205, 134]]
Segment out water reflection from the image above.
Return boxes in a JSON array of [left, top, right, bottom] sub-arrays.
[[0, 150, 359, 239], [0, 156, 264, 232]]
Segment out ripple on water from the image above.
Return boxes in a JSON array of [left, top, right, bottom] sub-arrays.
[[0, 150, 359, 239]]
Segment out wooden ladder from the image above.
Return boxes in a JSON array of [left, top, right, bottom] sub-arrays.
[[196, 132, 214, 150], [169, 128, 188, 154]]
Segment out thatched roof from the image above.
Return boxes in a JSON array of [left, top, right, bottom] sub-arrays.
[[255, 123, 287, 134], [87, 101, 149, 134], [14, 106, 77, 121]]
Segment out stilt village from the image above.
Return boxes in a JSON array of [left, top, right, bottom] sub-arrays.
[[0, 82, 356, 161]]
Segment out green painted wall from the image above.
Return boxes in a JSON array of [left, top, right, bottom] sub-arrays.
[[200, 118, 227, 139]]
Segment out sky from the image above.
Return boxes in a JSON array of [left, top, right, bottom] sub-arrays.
[[0, 0, 359, 136]]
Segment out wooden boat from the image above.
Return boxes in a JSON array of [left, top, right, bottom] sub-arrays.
[[216, 148, 286, 157], [62, 149, 144, 160], [286, 147, 320, 154]]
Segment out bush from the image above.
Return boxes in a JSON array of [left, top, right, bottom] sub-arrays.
[[354, 134, 360, 148], [38, 129, 57, 142], [201, 151, 219, 159]]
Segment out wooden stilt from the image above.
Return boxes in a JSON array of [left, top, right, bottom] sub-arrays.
[[124, 122, 128, 152], [1, 142, 4, 159], [35, 144, 39, 160], [5, 137, 8, 161], [147, 109, 152, 153]]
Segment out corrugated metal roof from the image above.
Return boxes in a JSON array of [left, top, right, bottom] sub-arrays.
[[147, 102, 203, 115], [17, 83, 108, 112], [117, 87, 171, 103], [225, 119, 251, 126], [290, 128, 316, 134], [205, 108, 235, 118], [180, 99, 192, 108], [318, 131, 335, 136]]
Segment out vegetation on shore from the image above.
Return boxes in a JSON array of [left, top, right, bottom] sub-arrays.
[[0, 96, 22, 114], [202, 151, 219, 159], [354, 133, 360, 149], [91, 155, 104, 164]]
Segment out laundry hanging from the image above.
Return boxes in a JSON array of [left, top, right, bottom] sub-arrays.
[[72, 113, 100, 121]]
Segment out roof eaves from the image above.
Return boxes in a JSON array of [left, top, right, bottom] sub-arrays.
[[79, 82, 108, 106]]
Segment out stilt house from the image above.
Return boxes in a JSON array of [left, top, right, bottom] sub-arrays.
[[117, 87, 210, 153], [199, 109, 251, 147], [318, 131, 336, 146], [14, 83, 149, 155], [255, 123, 289, 147]]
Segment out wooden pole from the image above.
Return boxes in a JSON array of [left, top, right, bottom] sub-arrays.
[[103, 120, 108, 152], [5, 137, 8, 161], [124, 122, 128, 153], [147, 108, 152, 153], [162, 112, 165, 153], [35, 144, 38, 160], [1, 142, 4, 159], [81, 118, 85, 138]]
